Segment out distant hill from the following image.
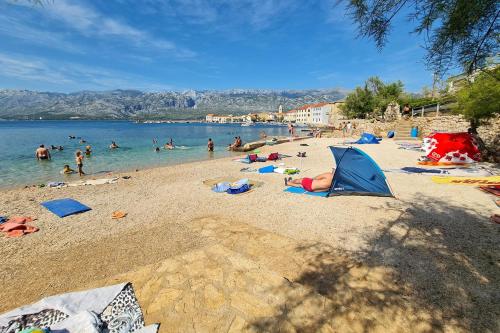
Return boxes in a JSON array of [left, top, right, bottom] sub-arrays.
[[0, 88, 346, 120]]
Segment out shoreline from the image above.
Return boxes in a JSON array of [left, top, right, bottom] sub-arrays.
[[0, 136, 308, 191]]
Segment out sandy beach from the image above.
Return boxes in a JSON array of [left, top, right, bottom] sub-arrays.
[[1, 137, 499, 332]]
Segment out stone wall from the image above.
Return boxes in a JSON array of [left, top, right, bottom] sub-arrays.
[[322, 115, 499, 162]]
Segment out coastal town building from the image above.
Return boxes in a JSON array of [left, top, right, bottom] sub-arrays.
[[205, 114, 242, 123], [284, 101, 345, 125], [284, 109, 297, 122], [327, 100, 346, 124], [447, 60, 499, 93]]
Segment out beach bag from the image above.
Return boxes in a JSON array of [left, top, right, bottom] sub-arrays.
[[268, 152, 279, 161], [227, 184, 250, 194], [248, 154, 258, 162]]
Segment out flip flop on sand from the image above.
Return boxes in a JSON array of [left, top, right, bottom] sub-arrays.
[[112, 211, 127, 219]]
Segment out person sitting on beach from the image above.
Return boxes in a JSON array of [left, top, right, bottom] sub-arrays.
[[75, 151, 85, 176], [61, 164, 75, 174], [35, 145, 51, 161], [284, 172, 334, 192], [229, 137, 238, 150], [85, 145, 92, 156], [207, 138, 214, 152], [110, 141, 119, 149]]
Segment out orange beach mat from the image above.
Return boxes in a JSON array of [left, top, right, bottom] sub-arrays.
[[431, 176, 500, 186]]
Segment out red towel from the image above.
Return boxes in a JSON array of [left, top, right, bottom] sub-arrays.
[[0, 216, 38, 238]]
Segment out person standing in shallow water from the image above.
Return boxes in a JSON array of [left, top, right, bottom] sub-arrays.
[[207, 138, 214, 152], [35, 145, 51, 161], [75, 151, 85, 176]]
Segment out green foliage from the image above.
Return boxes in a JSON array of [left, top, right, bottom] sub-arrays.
[[454, 67, 500, 127], [340, 86, 374, 118], [340, 76, 403, 118], [345, 0, 499, 75]]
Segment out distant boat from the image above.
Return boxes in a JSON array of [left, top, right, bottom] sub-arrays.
[[241, 122, 254, 127]]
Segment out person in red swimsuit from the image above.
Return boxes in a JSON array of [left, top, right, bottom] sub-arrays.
[[285, 172, 334, 192]]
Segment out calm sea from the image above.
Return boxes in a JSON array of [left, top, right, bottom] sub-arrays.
[[0, 121, 289, 188]]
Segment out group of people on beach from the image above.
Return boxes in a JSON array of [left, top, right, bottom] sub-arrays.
[[35, 139, 121, 177]]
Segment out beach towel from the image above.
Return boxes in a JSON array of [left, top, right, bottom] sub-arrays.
[[479, 185, 500, 196], [417, 160, 471, 166], [47, 182, 66, 188], [0, 283, 158, 333], [212, 182, 231, 193], [431, 176, 500, 186], [41, 199, 91, 218], [67, 178, 118, 187], [284, 187, 328, 197], [0, 217, 38, 238], [258, 165, 275, 173], [240, 167, 258, 173], [274, 167, 299, 175]]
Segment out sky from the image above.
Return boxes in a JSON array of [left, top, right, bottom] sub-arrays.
[[0, 0, 439, 93]]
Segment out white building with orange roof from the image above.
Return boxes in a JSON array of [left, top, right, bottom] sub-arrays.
[[205, 114, 215, 122], [294, 101, 344, 125], [284, 109, 297, 122]]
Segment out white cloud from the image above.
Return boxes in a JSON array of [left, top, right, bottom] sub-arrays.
[[0, 52, 173, 91], [7, 0, 196, 58], [0, 13, 83, 53]]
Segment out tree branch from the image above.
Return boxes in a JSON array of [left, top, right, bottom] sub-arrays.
[[467, 8, 500, 74]]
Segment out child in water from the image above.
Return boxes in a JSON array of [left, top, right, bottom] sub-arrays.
[[61, 164, 75, 174], [75, 151, 85, 176], [85, 145, 92, 156]]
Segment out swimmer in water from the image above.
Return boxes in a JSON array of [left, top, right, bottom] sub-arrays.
[[207, 138, 214, 152], [155, 147, 160, 152], [85, 145, 92, 156], [61, 164, 75, 174], [35, 145, 51, 161], [110, 141, 119, 149], [164, 138, 174, 150]]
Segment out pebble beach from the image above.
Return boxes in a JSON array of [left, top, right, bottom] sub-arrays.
[[1, 137, 499, 332]]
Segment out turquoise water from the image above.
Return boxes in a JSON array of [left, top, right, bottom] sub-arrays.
[[0, 121, 289, 188]]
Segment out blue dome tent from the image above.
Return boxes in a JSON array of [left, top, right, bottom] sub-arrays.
[[328, 146, 394, 197], [354, 133, 381, 144]]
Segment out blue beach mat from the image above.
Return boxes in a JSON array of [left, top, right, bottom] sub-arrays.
[[41, 198, 91, 218], [284, 187, 329, 197]]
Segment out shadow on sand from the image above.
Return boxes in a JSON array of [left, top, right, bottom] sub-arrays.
[[248, 194, 499, 332]]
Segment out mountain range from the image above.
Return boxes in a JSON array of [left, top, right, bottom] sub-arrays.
[[0, 88, 346, 120]]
